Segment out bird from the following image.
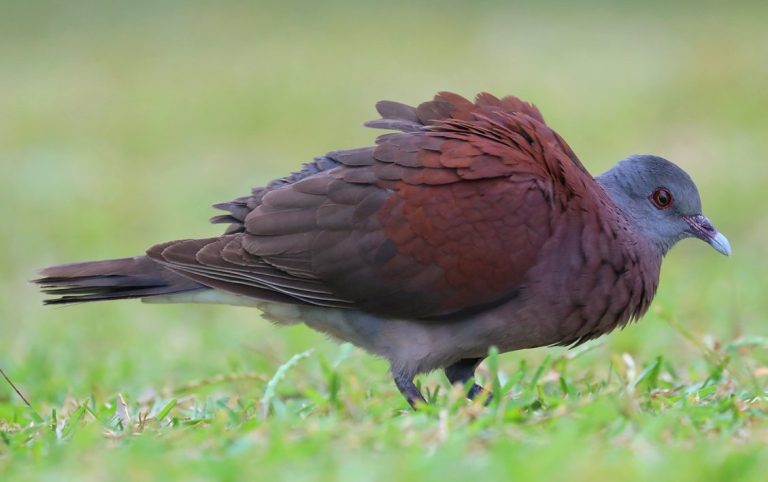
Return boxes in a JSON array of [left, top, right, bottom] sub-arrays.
[[35, 92, 731, 408]]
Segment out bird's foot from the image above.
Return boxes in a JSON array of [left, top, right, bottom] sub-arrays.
[[445, 357, 493, 405], [393, 357, 496, 409], [392, 371, 426, 409]]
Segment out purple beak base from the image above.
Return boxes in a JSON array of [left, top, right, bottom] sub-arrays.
[[684, 214, 732, 256]]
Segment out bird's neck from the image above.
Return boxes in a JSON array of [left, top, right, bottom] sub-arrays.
[[595, 170, 671, 258]]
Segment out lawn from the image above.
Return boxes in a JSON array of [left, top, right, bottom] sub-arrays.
[[1, 1, 767, 480]]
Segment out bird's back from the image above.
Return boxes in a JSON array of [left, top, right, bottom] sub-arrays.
[[143, 92, 608, 320]]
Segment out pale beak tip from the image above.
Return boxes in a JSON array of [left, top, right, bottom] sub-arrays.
[[711, 232, 732, 257]]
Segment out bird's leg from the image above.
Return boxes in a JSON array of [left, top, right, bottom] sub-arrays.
[[392, 370, 426, 409], [444, 357, 492, 403]]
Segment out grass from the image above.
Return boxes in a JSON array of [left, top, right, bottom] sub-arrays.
[[1, 1, 768, 480], [2, 325, 767, 481]]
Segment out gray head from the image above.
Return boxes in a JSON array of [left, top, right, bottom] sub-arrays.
[[597, 155, 731, 256]]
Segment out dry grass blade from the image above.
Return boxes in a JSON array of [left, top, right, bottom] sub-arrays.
[[0, 367, 32, 409], [0, 366, 42, 422], [172, 372, 268, 394], [115, 394, 131, 431]]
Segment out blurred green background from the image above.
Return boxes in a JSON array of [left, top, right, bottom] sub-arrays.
[[1, 0, 767, 480]]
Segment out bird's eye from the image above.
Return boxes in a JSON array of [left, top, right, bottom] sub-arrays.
[[650, 188, 673, 209]]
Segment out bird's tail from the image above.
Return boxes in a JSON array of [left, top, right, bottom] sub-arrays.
[[34, 256, 204, 305]]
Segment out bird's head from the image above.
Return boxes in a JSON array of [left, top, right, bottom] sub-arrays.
[[597, 154, 731, 257]]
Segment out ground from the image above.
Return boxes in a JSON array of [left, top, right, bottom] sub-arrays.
[[1, 1, 767, 480]]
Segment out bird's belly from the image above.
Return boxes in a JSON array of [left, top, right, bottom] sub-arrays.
[[253, 297, 567, 377]]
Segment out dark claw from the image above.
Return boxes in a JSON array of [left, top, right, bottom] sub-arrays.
[[467, 383, 493, 405]]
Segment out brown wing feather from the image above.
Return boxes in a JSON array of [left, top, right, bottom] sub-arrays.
[[151, 92, 596, 319]]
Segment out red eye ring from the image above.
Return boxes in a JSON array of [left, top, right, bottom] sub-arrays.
[[650, 188, 673, 209]]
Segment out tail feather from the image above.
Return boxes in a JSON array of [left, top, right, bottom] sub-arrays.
[[35, 256, 204, 305]]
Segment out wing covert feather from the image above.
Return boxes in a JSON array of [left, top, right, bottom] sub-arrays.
[[153, 92, 596, 319]]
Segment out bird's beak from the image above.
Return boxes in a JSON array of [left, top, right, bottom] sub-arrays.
[[683, 214, 732, 256]]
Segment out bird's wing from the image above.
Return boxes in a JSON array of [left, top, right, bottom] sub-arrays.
[[147, 92, 596, 319]]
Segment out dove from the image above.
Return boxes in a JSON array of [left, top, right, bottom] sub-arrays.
[[35, 92, 731, 407]]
